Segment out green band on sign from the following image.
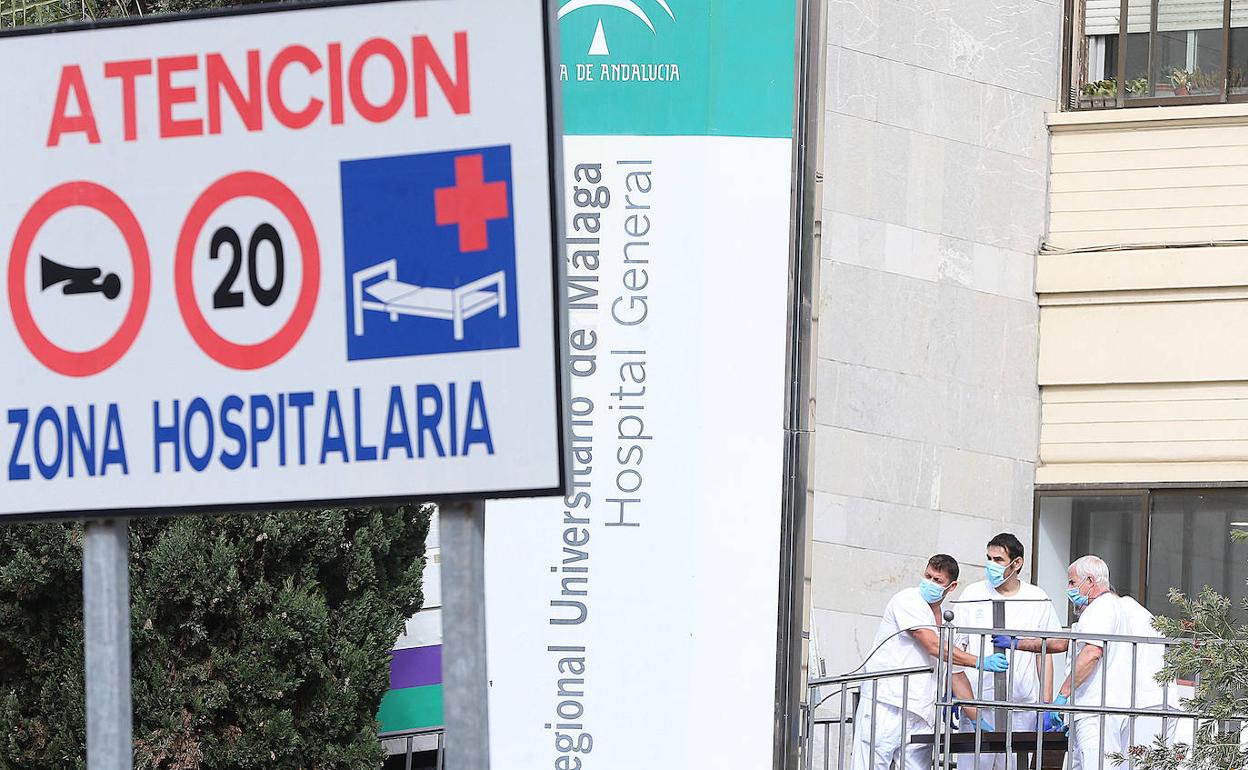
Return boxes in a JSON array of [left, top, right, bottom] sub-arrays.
[[557, 0, 796, 138], [377, 684, 444, 732]]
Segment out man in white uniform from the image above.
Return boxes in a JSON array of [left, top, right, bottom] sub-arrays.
[[950, 533, 1064, 770], [852, 554, 1012, 770], [1054, 555, 1164, 770], [1062, 604, 1087, 770], [1004, 567, 1178, 770], [1112, 594, 1178, 766]]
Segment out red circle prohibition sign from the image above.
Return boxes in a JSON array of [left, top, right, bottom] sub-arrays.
[[8, 181, 151, 377], [175, 172, 320, 370]]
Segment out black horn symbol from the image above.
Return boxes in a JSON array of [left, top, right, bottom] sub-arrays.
[[40, 256, 122, 300]]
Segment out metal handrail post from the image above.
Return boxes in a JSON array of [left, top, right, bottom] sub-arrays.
[[1129, 642, 1139, 770], [838, 685, 848, 770], [823, 720, 830, 770], [933, 620, 946, 770], [1004, 632, 1014, 768], [900, 675, 911, 770], [1037, 636, 1049, 769], [1099, 640, 1110, 770], [1161, 660, 1171, 753], [943, 619, 956, 770], [868, 676, 879, 770], [974, 634, 986, 768], [803, 686, 814, 770]]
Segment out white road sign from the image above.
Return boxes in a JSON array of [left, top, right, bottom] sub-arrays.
[[0, 0, 566, 518]]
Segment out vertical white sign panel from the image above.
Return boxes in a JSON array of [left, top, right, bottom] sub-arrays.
[[486, 2, 798, 766]]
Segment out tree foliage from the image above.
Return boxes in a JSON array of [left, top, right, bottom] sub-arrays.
[[0, 506, 430, 770], [0, 0, 254, 29], [1117, 530, 1248, 770]]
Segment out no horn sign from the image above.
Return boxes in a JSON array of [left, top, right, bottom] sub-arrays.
[[0, 0, 567, 519]]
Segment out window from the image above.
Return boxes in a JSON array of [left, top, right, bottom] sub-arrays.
[[1067, 0, 1243, 108], [1147, 492, 1248, 620], [1035, 489, 1248, 622], [1036, 494, 1145, 616]]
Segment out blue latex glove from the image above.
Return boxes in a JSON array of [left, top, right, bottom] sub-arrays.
[[992, 634, 1019, 650], [978, 652, 1010, 672], [976, 717, 994, 732], [1044, 694, 1070, 733]]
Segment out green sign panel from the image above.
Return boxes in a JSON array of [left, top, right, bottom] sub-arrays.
[[558, 0, 796, 137]]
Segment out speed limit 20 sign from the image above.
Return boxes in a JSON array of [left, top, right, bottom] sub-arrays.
[[0, 0, 566, 519]]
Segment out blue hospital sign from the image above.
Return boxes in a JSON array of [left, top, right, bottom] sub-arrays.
[[341, 146, 520, 361]]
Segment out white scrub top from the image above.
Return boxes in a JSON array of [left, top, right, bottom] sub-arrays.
[[1070, 592, 1131, 714], [1116, 596, 1173, 709], [863, 586, 941, 720], [952, 579, 1064, 705]]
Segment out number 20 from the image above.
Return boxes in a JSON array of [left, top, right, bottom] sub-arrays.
[[210, 224, 285, 309]]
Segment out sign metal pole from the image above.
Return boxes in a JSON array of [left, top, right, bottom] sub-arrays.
[[440, 500, 490, 769], [83, 519, 133, 770]]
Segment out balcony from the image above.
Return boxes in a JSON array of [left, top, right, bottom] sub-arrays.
[[1065, 0, 1248, 109]]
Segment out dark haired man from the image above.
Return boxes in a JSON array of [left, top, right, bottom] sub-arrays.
[[949, 533, 1062, 770], [851, 555, 1010, 770]]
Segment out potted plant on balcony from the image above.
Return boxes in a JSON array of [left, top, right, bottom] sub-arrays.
[[1079, 78, 1117, 107], [1170, 68, 1191, 96], [1127, 77, 1149, 97], [1190, 67, 1219, 95]]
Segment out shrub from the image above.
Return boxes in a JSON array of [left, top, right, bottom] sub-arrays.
[[0, 505, 430, 770]]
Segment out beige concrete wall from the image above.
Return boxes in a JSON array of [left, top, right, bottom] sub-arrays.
[[1039, 382, 1248, 483], [1049, 104, 1248, 249], [1039, 105, 1248, 484]]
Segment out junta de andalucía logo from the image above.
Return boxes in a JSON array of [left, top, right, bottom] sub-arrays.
[[558, 0, 682, 83]]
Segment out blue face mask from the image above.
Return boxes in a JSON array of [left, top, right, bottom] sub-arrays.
[[919, 578, 948, 604], [1066, 586, 1090, 607], [985, 562, 1007, 588]]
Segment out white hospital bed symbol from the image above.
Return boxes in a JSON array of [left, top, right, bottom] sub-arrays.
[[351, 259, 507, 342]]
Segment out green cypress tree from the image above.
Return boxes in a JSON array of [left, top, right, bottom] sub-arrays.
[[0, 505, 430, 770]]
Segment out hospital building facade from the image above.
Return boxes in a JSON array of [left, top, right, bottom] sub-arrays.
[[812, 0, 1248, 679]]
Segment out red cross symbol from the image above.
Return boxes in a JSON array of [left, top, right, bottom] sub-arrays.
[[434, 154, 510, 253]]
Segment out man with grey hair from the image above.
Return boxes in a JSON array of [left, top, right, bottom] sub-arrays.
[[1056, 555, 1124, 770], [1001, 555, 1179, 770]]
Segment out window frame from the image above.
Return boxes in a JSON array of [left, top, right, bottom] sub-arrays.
[[1032, 487, 1149, 598], [1033, 484, 1248, 608], [1063, 0, 1245, 109]]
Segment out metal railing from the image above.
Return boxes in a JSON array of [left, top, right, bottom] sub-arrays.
[[804, 665, 934, 770], [803, 623, 1247, 770], [378, 726, 445, 770]]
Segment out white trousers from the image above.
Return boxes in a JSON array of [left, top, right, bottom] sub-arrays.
[[1071, 714, 1176, 770], [1071, 716, 1121, 770], [956, 708, 1045, 770], [851, 701, 933, 770]]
